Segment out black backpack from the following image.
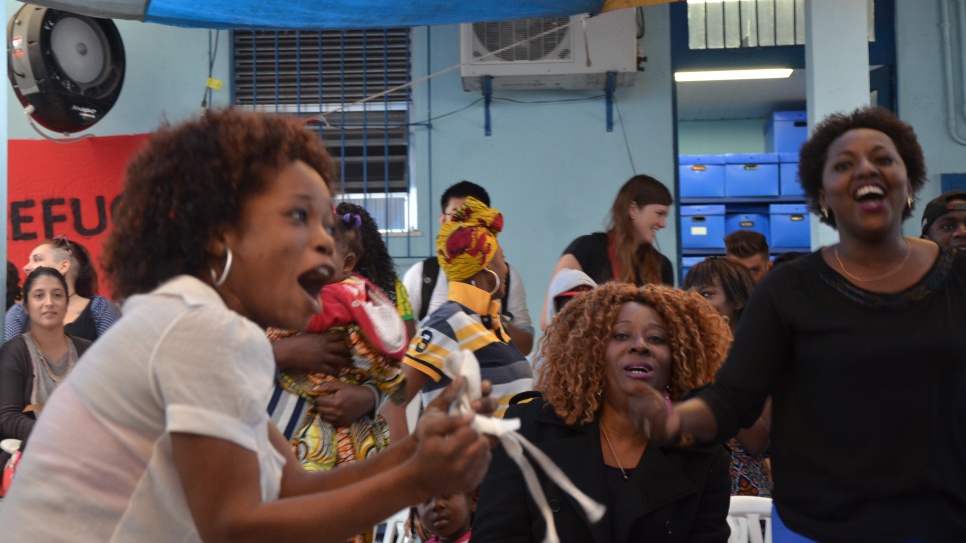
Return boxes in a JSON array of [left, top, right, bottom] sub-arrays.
[[419, 256, 512, 321]]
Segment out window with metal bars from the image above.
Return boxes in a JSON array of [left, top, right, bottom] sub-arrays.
[[232, 28, 412, 231], [686, 0, 875, 50]]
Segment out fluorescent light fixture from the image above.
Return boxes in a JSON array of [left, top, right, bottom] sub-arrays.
[[674, 68, 794, 82]]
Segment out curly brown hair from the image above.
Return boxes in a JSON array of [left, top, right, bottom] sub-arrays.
[[537, 282, 732, 425], [798, 106, 926, 228], [103, 109, 336, 299]]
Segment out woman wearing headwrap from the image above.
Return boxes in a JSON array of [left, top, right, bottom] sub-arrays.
[[400, 197, 533, 417]]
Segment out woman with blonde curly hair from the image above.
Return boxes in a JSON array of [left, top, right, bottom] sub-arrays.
[[473, 282, 732, 543]]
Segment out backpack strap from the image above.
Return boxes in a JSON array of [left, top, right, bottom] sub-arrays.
[[419, 256, 440, 320], [502, 261, 513, 320]]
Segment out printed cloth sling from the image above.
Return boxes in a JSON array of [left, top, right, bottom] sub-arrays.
[[271, 274, 408, 472]]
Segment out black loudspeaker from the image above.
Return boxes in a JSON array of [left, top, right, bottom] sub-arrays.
[[7, 4, 125, 134]]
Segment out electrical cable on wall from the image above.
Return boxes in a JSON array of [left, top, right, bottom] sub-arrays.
[[613, 100, 637, 174], [312, 15, 587, 122], [22, 106, 94, 144], [200, 30, 222, 112]]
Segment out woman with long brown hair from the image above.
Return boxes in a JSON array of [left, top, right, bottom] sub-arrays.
[[541, 175, 673, 329]]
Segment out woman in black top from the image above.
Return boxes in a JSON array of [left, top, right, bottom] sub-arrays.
[[636, 107, 966, 542], [541, 175, 673, 330], [0, 267, 90, 458], [474, 283, 732, 543]]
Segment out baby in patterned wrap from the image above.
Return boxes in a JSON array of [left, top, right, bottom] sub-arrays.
[[269, 210, 408, 475]]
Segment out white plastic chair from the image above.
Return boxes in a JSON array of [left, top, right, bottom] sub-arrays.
[[727, 496, 772, 543], [377, 508, 417, 543]]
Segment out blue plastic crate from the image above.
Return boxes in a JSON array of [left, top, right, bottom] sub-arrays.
[[765, 110, 808, 153], [779, 152, 804, 196], [680, 205, 726, 249], [679, 155, 725, 198], [725, 153, 780, 197], [726, 212, 770, 245], [769, 204, 810, 248]]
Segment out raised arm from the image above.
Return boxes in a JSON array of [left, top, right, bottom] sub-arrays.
[[173, 379, 491, 543]]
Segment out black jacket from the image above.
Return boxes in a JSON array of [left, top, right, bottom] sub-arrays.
[[472, 396, 731, 543]]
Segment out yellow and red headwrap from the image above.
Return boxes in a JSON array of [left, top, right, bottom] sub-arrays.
[[436, 196, 504, 282]]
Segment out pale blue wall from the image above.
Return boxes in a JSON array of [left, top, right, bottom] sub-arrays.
[[677, 118, 768, 154], [895, 0, 966, 237], [396, 5, 677, 334]]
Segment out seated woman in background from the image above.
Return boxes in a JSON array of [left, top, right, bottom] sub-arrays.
[[0, 267, 91, 460], [542, 175, 674, 329], [473, 283, 732, 543], [683, 257, 772, 498], [5, 237, 120, 342]]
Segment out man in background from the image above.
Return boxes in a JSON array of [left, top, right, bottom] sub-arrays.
[[724, 230, 771, 284], [920, 190, 966, 249], [402, 180, 533, 354]]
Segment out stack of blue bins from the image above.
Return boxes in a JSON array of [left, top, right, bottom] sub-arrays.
[[677, 111, 812, 283]]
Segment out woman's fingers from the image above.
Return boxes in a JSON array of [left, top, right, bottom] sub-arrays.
[[412, 410, 491, 495]]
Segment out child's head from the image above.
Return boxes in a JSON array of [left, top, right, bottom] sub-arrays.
[[682, 256, 755, 330], [330, 208, 365, 282], [334, 202, 399, 302], [415, 491, 477, 543]]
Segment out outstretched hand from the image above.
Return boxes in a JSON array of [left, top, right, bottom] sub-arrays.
[[410, 377, 492, 497], [627, 384, 681, 445]]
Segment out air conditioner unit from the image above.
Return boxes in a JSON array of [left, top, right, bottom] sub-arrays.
[[460, 9, 639, 91]]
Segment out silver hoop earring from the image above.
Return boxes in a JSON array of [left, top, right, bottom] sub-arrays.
[[210, 248, 233, 288], [485, 268, 501, 297], [821, 207, 829, 220]]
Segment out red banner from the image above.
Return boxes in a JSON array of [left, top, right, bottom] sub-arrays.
[[7, 135, 150, 299]]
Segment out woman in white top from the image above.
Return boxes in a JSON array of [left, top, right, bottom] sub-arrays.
[[0, 110, 492, 543]]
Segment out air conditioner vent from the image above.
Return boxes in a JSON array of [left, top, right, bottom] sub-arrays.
[[460, 9, 639, 91], [471, 17, 572, 63]]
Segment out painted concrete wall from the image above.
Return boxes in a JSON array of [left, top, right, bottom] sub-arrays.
[[396, 5, 677, 338], [677, 118, 769, 155], [895, 0, 966, 237]]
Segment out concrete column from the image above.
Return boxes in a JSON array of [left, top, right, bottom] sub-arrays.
[[805, 0, 871, 248]]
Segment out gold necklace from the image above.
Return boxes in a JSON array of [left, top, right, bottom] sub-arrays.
[[599, 424, 628, 481], [833, 240, 912, 282]]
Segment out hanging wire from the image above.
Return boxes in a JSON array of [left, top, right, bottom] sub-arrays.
[[311, 15, 587, 122]]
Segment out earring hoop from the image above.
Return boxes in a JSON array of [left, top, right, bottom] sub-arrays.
[[907, 196, 914, 210], [821, 207, 829, 220], [484, 268, 501, 297], [210, 248, 233, 288]]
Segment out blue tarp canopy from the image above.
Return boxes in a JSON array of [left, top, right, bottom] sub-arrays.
[[20, 0, 628, 29]]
